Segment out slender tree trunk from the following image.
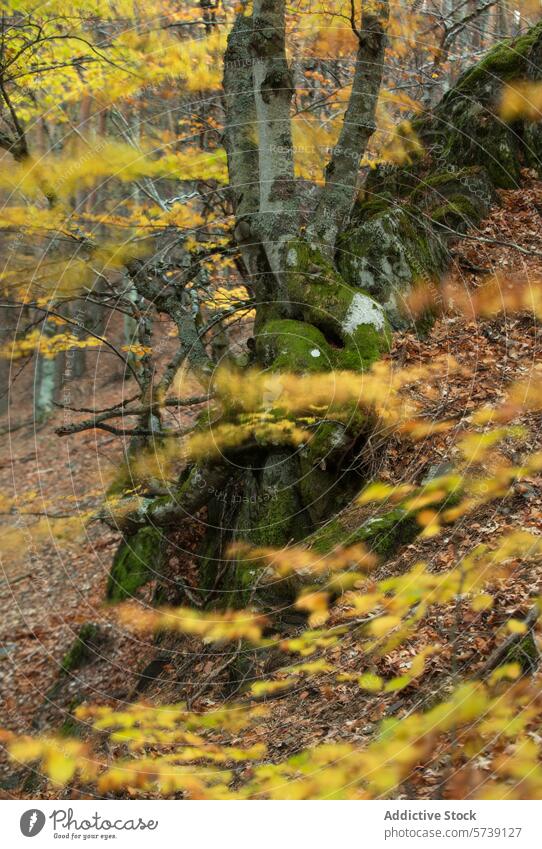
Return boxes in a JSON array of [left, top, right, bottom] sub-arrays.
[[33, 320, 58, 421]]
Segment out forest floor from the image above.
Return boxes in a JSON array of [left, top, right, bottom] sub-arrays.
[[1, 172, 542, 798]]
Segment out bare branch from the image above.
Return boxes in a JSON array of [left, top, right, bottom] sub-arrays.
[[55, 396, 209, 437]]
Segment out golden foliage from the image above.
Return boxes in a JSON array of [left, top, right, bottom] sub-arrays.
[[117, 604, 268, 643], [3, 330, 103, 360], [500, 81, 542, 121]]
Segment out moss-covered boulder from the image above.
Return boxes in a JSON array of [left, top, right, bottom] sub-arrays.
[[309, 506, 419, 558], [415, 22, 542, 188], [337, 203, 448, 328], [339, 164, 499, 328], [107, 526, 164, 602]]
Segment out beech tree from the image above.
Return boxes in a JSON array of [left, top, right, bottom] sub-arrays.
[[1, 1, 542, 607], [104, 7, 542, 609], [4, 0, 542, 804]]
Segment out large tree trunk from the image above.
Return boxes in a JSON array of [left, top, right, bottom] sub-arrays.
[[107, 18, 542, 610]]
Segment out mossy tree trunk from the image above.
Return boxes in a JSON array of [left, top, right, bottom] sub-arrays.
[[188, 2, 392, 604]]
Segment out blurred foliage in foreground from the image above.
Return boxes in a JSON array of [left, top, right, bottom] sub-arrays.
[[3, 280, 542, 799]]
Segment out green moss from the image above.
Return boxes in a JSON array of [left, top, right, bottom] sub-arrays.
[[256, 319, 332, 373], [358, 22, 542, 233], [309, 507, 419, 557], [358, 509, 420, 557], [297, 464, 336, 526], [284, 240, 391, 368], [309, 518, 346, 554], [408, 167, 493, 206], [409, 169, 476, 197], [430, 197, 480, 229], [422, 31, 537, 189], [232, 493, 305, 607], [61, 624, 100, 672], [229, 451, 312, 603], [504, 632, 539, 674], [352, 195, 395, 219], [339, 322, 390, 369], [363, 158, 422, 199], [451, 22, 542, 95], [407, 168, 497, 239], [58, 699, 84, 737], [107, 526, 164, 602], [258, 488, 300, 547], [477, 131, 521, 189], [406, 25, 542, 190]]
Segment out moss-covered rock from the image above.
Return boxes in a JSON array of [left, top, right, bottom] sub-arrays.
[[421, 100, 522, 189], [256, 319, 333, 373], [449, 22, 542, 96], [359, 21, 542, 283], [340, 101, 513, 329], [409, 167, 496, 228], [337, 21, 542, 327], [337, 205, 448, 329], [309, 506, 419, 558], [413, 23, 542, 188], [430, 197, 482, 235], [107, 526, 164, 602]]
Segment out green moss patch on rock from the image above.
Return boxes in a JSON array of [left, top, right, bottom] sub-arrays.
[[61, 623, 103, 673], [235, 450, 310, 549], [230, 451, 311, 605], [309, 506, 419, 558], [256, 319, 333, 373], [409, 166, 497, 227], [449, 21, 542, 97], [503, 632, 540, 674], [430, 196, 481, 235], [107, 526, 164, 602], [298, 419, 367, 526], [337, 205, 448, 329]]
